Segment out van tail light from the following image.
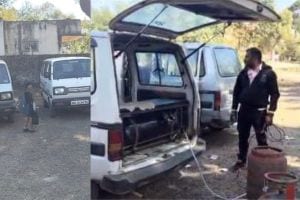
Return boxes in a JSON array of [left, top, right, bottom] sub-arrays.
[[108, 129, 123, 162], [214, 91, 221, 111]]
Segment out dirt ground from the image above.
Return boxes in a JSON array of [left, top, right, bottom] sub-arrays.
[[101, 69, 300, 200], [0, 90, 90, 200]]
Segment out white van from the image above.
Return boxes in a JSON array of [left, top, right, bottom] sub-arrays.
[[40, 57, 90, 117], [0, 60, 15, 122], [90, 0, 279, 197], [184, 43, 242, 130]]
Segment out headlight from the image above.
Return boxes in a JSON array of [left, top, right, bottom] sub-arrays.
[[0, 92, 12, 101], [53, 87, 66, 95]]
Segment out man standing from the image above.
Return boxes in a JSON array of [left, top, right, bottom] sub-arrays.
[[231, 48, 280, 171]]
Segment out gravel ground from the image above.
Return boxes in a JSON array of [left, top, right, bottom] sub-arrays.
[[0, 89, 90, 200], [0, 70, 299, 200]]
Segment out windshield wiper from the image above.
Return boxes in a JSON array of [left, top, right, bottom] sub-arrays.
[[115, 4, 168, 59], [181, 22, 231, 64]]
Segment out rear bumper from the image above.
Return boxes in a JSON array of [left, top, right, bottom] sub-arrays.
[[201, 109, 231, 128], [98, 144, 204, 195], [52, 97, 90, 108], [0, 100, 16, 116]]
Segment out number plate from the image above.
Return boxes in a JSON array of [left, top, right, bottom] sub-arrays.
[[70, 100, 89, 106]]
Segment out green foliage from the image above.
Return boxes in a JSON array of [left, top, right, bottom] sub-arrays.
[[63, 20, 91, 54], [18, 1, 74, 21], [91, 7, 114, 31], [0, 6, 17, 20]]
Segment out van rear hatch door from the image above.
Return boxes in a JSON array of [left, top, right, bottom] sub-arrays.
[[109, 0, 280, 39]]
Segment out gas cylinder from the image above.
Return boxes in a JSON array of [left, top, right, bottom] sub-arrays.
[[258, 172, 299, 200], [247, 146, 287, 199]]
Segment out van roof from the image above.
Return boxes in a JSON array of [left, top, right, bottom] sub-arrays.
[[44, 57, 90, 62], [0, 60, 7, 65], [183, 42, 235, 50]]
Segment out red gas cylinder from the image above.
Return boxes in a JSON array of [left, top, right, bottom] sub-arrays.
[[247, 146, 287, 199], [259, 172, 299, 200]]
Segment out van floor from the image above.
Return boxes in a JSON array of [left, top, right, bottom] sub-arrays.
[[122, 140, 202, 169]]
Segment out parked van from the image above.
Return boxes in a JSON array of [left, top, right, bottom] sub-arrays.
[[0, 60, 15, 122], [184, 43, 242, 130], [40, 57, 90, 117], [90, 0, 279, 197]]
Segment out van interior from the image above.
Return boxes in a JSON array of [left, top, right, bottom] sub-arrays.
[[111, 34, 197, 159]]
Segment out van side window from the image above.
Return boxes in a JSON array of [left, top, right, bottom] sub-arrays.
[[186, 49, 198, 76], [214, 48, 241, 77], [44, 63, 48, 77], [41, 62, 46, 77], [199, 51, 205, 77], [186, 49, 205, 77], [136, 52, 183, 87], [0, 64, 10, 84]]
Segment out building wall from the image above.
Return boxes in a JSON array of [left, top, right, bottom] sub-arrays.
[[0, 54, 89, 86], [0, 21, 5, 56], [2, 20, 81, 56]]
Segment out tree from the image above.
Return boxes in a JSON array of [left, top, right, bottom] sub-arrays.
[[91, 8, 114, 31], [18, 1, 74, 21], [0, 0, 14, 7], [0, 0, 17, 20], [289, 0, 300, 11], [62, 20, 90, 54]]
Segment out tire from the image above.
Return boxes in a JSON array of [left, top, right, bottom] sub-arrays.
[[43, 99, 49, 108], [91, 181, 102, 200], [49, 104, 56, 118], [7, 114, 15, 123]]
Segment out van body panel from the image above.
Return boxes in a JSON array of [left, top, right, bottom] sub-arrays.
[[184, 44, 241, 129], [91, 32, 123, 183], [40, 57, 91, 110]]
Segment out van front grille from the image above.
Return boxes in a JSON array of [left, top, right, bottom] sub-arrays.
[[68, 86, 90, 93]]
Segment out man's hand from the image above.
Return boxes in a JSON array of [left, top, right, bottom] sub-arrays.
[[230, 110, 238, 123], [265, 114, 273, 126]]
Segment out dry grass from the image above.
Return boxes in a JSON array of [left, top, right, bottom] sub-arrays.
[[267, 61, 300, 73]]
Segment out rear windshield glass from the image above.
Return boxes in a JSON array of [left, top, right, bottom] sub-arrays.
[[0, 64, 10, 84], [123, 3, 216, 33], [136, 52, 183, 87], [53, 59, 90, 80], [214, 48, 241, 77]]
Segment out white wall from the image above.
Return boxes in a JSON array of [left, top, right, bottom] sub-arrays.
[[3, 20, 81, 55], [0, 21, 5, 56]]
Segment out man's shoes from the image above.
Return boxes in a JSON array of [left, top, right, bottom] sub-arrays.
[[230, 160, 245, 172], [23, 128, 29, 132]]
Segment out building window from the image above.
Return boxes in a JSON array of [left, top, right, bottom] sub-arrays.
[[22, 40, 39, 52]]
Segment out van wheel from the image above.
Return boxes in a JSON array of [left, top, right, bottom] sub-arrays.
[[43, 99, 49, 108], [91, 181, 103, 200], [7, 114, 15, 123], [49, 105, 56, 118]]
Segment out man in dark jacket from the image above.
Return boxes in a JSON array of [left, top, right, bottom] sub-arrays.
[[230, 47, 280, 171]]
